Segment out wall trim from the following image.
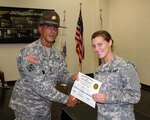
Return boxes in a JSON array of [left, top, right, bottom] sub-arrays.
[[6, 80, 150, 92]]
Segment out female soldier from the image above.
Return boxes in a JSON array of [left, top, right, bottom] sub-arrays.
[[91, 30, 141, 120]]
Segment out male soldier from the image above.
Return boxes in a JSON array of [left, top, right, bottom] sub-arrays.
[[9, 10, 78, 120]]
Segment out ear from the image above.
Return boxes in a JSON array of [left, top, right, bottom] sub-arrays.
[[108, 39, 112, 47], [38, 26, 42, 34]]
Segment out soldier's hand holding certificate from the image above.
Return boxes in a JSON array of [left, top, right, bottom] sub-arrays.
[[71, 72, 102, 108]]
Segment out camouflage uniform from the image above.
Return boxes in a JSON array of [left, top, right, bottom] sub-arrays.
[[94, 56, 141, 120], [9, 40, 72, 120]]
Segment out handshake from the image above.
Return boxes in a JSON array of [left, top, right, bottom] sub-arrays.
[[66, 95, 79, 107]]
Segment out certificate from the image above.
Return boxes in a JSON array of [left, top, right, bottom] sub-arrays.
[[71, 72, 102, 108]]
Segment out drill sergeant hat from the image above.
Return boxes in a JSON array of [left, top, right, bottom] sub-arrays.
[[39, 10, 65, 28]]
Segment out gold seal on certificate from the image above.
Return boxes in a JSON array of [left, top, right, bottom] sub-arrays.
[[93, 83, 99, 90]]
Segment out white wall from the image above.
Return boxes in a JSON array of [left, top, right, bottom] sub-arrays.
[[109, 0, 150, 85], [0, 0, 100, 81]]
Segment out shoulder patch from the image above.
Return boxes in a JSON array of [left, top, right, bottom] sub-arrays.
[[27, 55, 38, 64], [26, 64, 35, 72]]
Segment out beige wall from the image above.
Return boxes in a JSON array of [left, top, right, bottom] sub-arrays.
[[0, 0, 149, 86], [109, 0, 150, 85], [0, 0, 100, 81]]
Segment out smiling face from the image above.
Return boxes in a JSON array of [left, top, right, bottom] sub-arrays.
[[38, 24, 58, 47], [91, 30, 113, 63]]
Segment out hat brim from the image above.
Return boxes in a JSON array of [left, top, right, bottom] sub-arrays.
[[39, 22, 67, 29]]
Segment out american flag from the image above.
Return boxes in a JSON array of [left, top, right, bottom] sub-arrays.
[[75, 8, 84, 64]]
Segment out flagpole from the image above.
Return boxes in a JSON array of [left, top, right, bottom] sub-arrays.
[[80, 3, 82, 10], [62, 10, 66, 58], [63, 10, 66, 23], [80, 62, 82, 72], [80, 3, 83, 73], [99, 9, 103, 65], [75, 3, 84, 72], [80, 3, 82, 72], [60, 10, 67, 87], [99, 9, 103, 30]]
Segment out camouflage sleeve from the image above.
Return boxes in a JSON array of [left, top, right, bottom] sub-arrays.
[[56, 57, 73, 84], [20, 55, 69, 104], [106, 63, 141, 104]]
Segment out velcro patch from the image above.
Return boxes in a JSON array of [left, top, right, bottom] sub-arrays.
[[27, 55, 38, 64], [26, 64, 35, 72]]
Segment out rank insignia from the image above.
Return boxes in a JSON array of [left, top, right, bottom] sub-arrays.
[[52, 15, 56, 20]]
